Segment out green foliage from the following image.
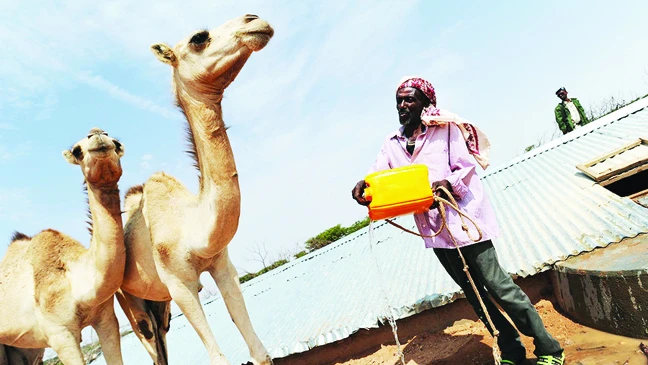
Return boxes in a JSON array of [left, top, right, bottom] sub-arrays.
[[305, 217, 370, 252], [257, 259, 289, 275], [239, 272, 258, 284], [239, 216, 370, 284], [239, 259, 290, 284], [304, 237, 330, 252], [44, 341, 103, 364], [343, 216, 371, 235], [586, 95, 642, 122]]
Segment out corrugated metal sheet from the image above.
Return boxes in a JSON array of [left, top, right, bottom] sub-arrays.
[[94, 98, 648, 365]]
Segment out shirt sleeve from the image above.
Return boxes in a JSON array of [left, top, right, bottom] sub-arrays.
[[445, 123, 476, 199], [554, 105, 567, 134], [367, 142, 392, 174]]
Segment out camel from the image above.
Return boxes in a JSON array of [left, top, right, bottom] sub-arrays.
[[0, 345, 43, 365], [116, 14, 274, 365], [0, 128, 126, 365]]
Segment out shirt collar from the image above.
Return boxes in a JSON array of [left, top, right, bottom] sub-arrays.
[[392, 124, 427, 139]]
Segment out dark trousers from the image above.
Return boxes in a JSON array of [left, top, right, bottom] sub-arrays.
[[434, 240, 562, 360]]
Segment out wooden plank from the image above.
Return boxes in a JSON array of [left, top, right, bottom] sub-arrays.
[[577, 138, 648, 182], [629, 188, 648, 200], [600, 163, 648, 186]]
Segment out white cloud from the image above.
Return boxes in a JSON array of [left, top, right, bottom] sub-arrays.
[[75, 71, 180, 120], [140, 153, 153, 169]]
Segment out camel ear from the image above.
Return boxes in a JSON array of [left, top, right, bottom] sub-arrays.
[[62, 150, 79, 165], [115, 141, 125, 158], [151, 43, 177, 66]]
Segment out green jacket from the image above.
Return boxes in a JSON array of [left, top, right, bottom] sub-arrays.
[[554, 98, 591, 134]]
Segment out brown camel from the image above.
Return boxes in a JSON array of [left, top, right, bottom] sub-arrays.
[[0, 128, 126, 365], [116, 14, 274, 365]]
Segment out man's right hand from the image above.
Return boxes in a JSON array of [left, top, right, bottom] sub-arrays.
[[352, 180, 371, 206]]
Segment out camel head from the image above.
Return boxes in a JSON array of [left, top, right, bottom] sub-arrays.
[[150, 14, 274, 102], [63, 128, 125, 187]]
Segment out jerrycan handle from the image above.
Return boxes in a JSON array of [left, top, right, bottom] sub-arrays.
[[364, 184, 373, 202]]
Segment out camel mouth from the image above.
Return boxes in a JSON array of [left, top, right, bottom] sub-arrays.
[[241, 27, 273, 51], [242, 20, 274, 40], [87, 145, 116, 155], [245, 28, 274, 37]]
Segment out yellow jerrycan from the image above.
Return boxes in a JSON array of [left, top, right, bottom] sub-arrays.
[[364, 164, 434, 221]]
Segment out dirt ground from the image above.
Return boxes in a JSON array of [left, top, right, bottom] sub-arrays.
[[332, 299, 648, 365]]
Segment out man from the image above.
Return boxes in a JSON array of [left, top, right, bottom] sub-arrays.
[[554, 87, 590, 134], [352, 77, 565, 365]]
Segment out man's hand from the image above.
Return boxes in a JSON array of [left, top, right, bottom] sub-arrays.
[[430, 180, 453, 209], [352, 180, 371, 206]]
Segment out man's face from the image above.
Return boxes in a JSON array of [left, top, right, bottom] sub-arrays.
[[396, 87, 428, 127], [557, 89, 568, 101]]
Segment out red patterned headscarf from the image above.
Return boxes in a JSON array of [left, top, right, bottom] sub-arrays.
[[397, 77, 437, 107]]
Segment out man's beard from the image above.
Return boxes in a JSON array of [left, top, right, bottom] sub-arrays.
[[400, 115, 421, 127]]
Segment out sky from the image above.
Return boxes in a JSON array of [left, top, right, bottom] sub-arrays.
[[2, 0, 648, 281]]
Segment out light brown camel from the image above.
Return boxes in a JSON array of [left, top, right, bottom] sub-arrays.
[[0, 128, 126, 365], [116, 14, 274, 365]]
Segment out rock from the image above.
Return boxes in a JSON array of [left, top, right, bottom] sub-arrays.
[[564, 338, 575, 346]]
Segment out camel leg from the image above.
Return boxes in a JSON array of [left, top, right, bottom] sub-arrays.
[[92, 302, 123, 365], [47, 328, 85, 365], [210, 249, 271, 365], [164, 276, 229, 365], [0, 344, 7, 365], [4, 346, 44, 365], [115, 289, 170, 364], [146, 299, 172, 365]]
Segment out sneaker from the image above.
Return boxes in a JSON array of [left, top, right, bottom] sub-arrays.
[[537, 351, 565, 365], [501, 359, 528, 365]]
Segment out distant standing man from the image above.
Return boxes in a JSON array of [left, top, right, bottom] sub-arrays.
[[554, 87, 590, 134], [352, 77, 565, 365]]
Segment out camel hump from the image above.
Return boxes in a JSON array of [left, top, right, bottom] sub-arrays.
[[125, 185, 144, 199], [10, 231, 30, 243], [124, 185, 144, 216], [145, 172, 190, 197]]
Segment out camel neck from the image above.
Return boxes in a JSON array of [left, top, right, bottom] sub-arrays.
[[178, 91, 240, 196], [86, 184, 125, 296]]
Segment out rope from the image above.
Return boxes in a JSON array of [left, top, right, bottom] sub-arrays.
[[385, 186, 502, 365]]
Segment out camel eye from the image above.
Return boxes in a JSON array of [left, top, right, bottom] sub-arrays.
[[72, 146, 83, 159], [189, 31, 210, 45]]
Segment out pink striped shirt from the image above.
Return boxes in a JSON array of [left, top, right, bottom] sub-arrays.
[[369, 123, 500, 249]]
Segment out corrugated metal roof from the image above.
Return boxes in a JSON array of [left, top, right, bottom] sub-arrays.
[[94, 98, 648, 365]]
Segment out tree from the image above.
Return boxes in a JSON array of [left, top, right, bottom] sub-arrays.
[[585, 95, 633, 121], [246, 242, 271, 270], [305, 217, 371, 252], [239, 216, 371, 283]]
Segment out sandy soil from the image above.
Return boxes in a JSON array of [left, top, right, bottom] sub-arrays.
[[332, 299, 648, 365]]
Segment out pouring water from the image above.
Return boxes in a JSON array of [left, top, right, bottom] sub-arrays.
[[368, 220, 406, 365]]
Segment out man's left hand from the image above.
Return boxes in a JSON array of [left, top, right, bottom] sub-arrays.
[[430, 180, 453, 209]]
